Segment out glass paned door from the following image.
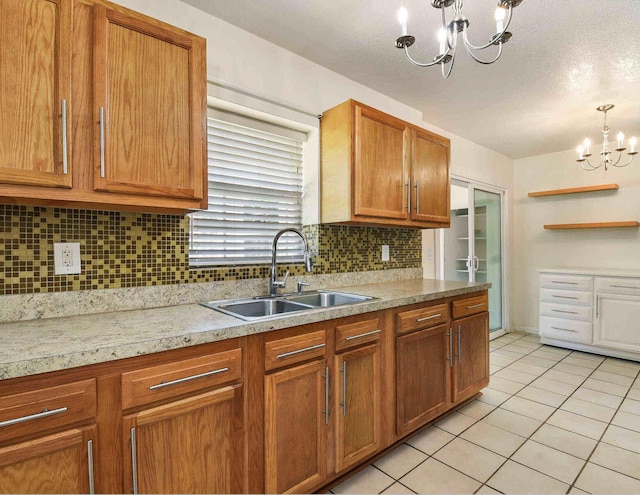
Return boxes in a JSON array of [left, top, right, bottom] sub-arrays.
[[441, 180, 504, 333]]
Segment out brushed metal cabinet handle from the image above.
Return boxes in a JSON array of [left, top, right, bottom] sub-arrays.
[[345, 329, 381, 341], [61, 99, 68, 174], [457, 325, 462, 363], [406, 178, 411, 213], [149, 367, 229, 390], [99, 107, 105, 178], [87, 439, 95, 495], [321, 366, 329, 425], [131, 427, 138, 495], [596, 295, 599, 318], [551, 295, 578, 300], [552, 280, 579, 285], [340, 361, 347, 417], [447, 330, 453, 368], [277, 343, 325, 359], [551, 309, 578, 314], [416, 314, 441, 322], [611, 284, 640, 289], [0, 406, 67, 428], [414, 181, 419, 212]]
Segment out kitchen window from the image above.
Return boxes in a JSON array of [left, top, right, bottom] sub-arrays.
[[189, 108, 307, 267]]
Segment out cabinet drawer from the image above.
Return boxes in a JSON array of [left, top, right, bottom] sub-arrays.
[[265, 330, 326, 372], [335, 317, 382, 352], [540, 316, 592, 344], [595, 277, 640, 295], [0, 379, 96, 444], [122, 348, 242, 410], [540, 302, 592, 322], [540, 288, 593, 306], [540, 274, 593, 291], [396, 303, 449, 335], [452, 295, 488, 319]]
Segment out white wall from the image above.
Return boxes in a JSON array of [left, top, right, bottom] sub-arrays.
[[513, 148, 640, 332], [112, 0, 513, 295]]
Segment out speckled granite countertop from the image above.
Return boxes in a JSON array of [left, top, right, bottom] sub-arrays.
[[0, 279, 489, 380]]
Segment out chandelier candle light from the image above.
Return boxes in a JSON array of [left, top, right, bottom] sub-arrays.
[[577, 105, 637, 171], [395, 0, 525, 79]]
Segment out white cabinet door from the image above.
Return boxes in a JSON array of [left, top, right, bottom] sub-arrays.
[[594, 293, 640, 352]]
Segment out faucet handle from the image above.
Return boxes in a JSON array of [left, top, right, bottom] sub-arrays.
[[273, 270, 290, 289], [297, 281, 310, 295]]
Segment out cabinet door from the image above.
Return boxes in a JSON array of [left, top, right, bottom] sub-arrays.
[[396, 324, 452, 436], [452, 313, 489, 403], [0, 0, 71, 188], [0, 426, 95, 494], [411, 128, 450, 224], [353, 104, 409, 220], [93, 5, 206, 200], [265, 360, 328, 494], [335, 344, 381, 473], [123, 385, 244, 494], [594, 292, 640, 352]]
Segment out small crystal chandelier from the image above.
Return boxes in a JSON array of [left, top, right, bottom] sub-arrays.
[[394, 0, 525, 79], [577, 105, 637, 171]]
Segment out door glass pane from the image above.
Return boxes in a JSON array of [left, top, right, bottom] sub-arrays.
[[443, 183, 470, 282], [474, 189, 502, 331]]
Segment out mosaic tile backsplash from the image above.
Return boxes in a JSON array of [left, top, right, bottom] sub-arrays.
[[0, 205, 421, 295]]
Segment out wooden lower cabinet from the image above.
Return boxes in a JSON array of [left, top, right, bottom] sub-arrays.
[[122, 385, 244, 494], [334, 344, 381, 473], [0, 426, 96, 494], [452, 312, 490, 403], [396, 324, 452, 436], [264, 360, 328, 494]]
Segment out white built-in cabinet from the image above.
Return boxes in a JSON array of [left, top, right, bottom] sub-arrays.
[[539, 269, 640, 361]]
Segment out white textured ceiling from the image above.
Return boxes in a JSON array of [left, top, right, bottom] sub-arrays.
[[182, 0, 640, 159]]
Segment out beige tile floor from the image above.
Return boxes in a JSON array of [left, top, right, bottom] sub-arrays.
[[330, 332, 640, 494]]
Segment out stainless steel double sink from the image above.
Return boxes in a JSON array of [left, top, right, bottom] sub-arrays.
[[200, 290, 374, 321]]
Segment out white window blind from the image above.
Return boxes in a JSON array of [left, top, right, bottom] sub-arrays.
[[189, 109, 306, 267]]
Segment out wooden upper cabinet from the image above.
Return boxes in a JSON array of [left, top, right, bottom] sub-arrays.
[[0, 0, 72, 189], [411, 128, 450, 224], [321, 99, 450, 228], [353, 105, 409, 220], [93, 5, 206, 200]]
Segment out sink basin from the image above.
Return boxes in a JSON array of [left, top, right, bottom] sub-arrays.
[[201, 298, 314, 321], [286, 291, 373, 307], [201, 290, 375, 321]]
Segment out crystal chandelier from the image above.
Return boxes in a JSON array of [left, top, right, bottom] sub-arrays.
[[394, 0, 525, 79], [577, 105, 637, 171]]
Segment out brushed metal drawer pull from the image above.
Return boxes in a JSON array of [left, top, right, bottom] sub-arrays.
[[321, 366, 329, 425], [0, 406, 67, 428], [552, 281, 579, 285], [276, 343, 326, 360], [345, 329, 381, 341], [416, 314, 442, 322], [551, 309, 578, 314], [457, 325, 462, 363], [149, 367, 229, 390], [339, 361, 347, 416], [447, 329, 453, 368], [550, 326, 578, 333], [467, 303, 485, 309], [610, 284, 640, 289], [551, 295, 579, 300]]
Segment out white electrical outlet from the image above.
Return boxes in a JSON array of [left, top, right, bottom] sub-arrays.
[[54, 242, 81, 275], [381, 245, 390, 262]]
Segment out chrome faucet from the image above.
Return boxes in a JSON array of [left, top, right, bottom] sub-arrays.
[[270, 228, 313, 296]]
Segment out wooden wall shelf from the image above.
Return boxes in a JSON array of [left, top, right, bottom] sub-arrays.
[[544, 221, 640, 230], [529, 184, 619, 197]]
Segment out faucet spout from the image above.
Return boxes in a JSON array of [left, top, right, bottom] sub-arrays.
[[270, 228, 313, 296]]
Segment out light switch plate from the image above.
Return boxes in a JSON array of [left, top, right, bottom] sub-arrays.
[[54, 242, 81, 275], [381, 245, 390, 262]]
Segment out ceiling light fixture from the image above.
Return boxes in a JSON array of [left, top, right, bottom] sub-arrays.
[[395, 0, 524, 79], [577, 105, 637, 171]]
